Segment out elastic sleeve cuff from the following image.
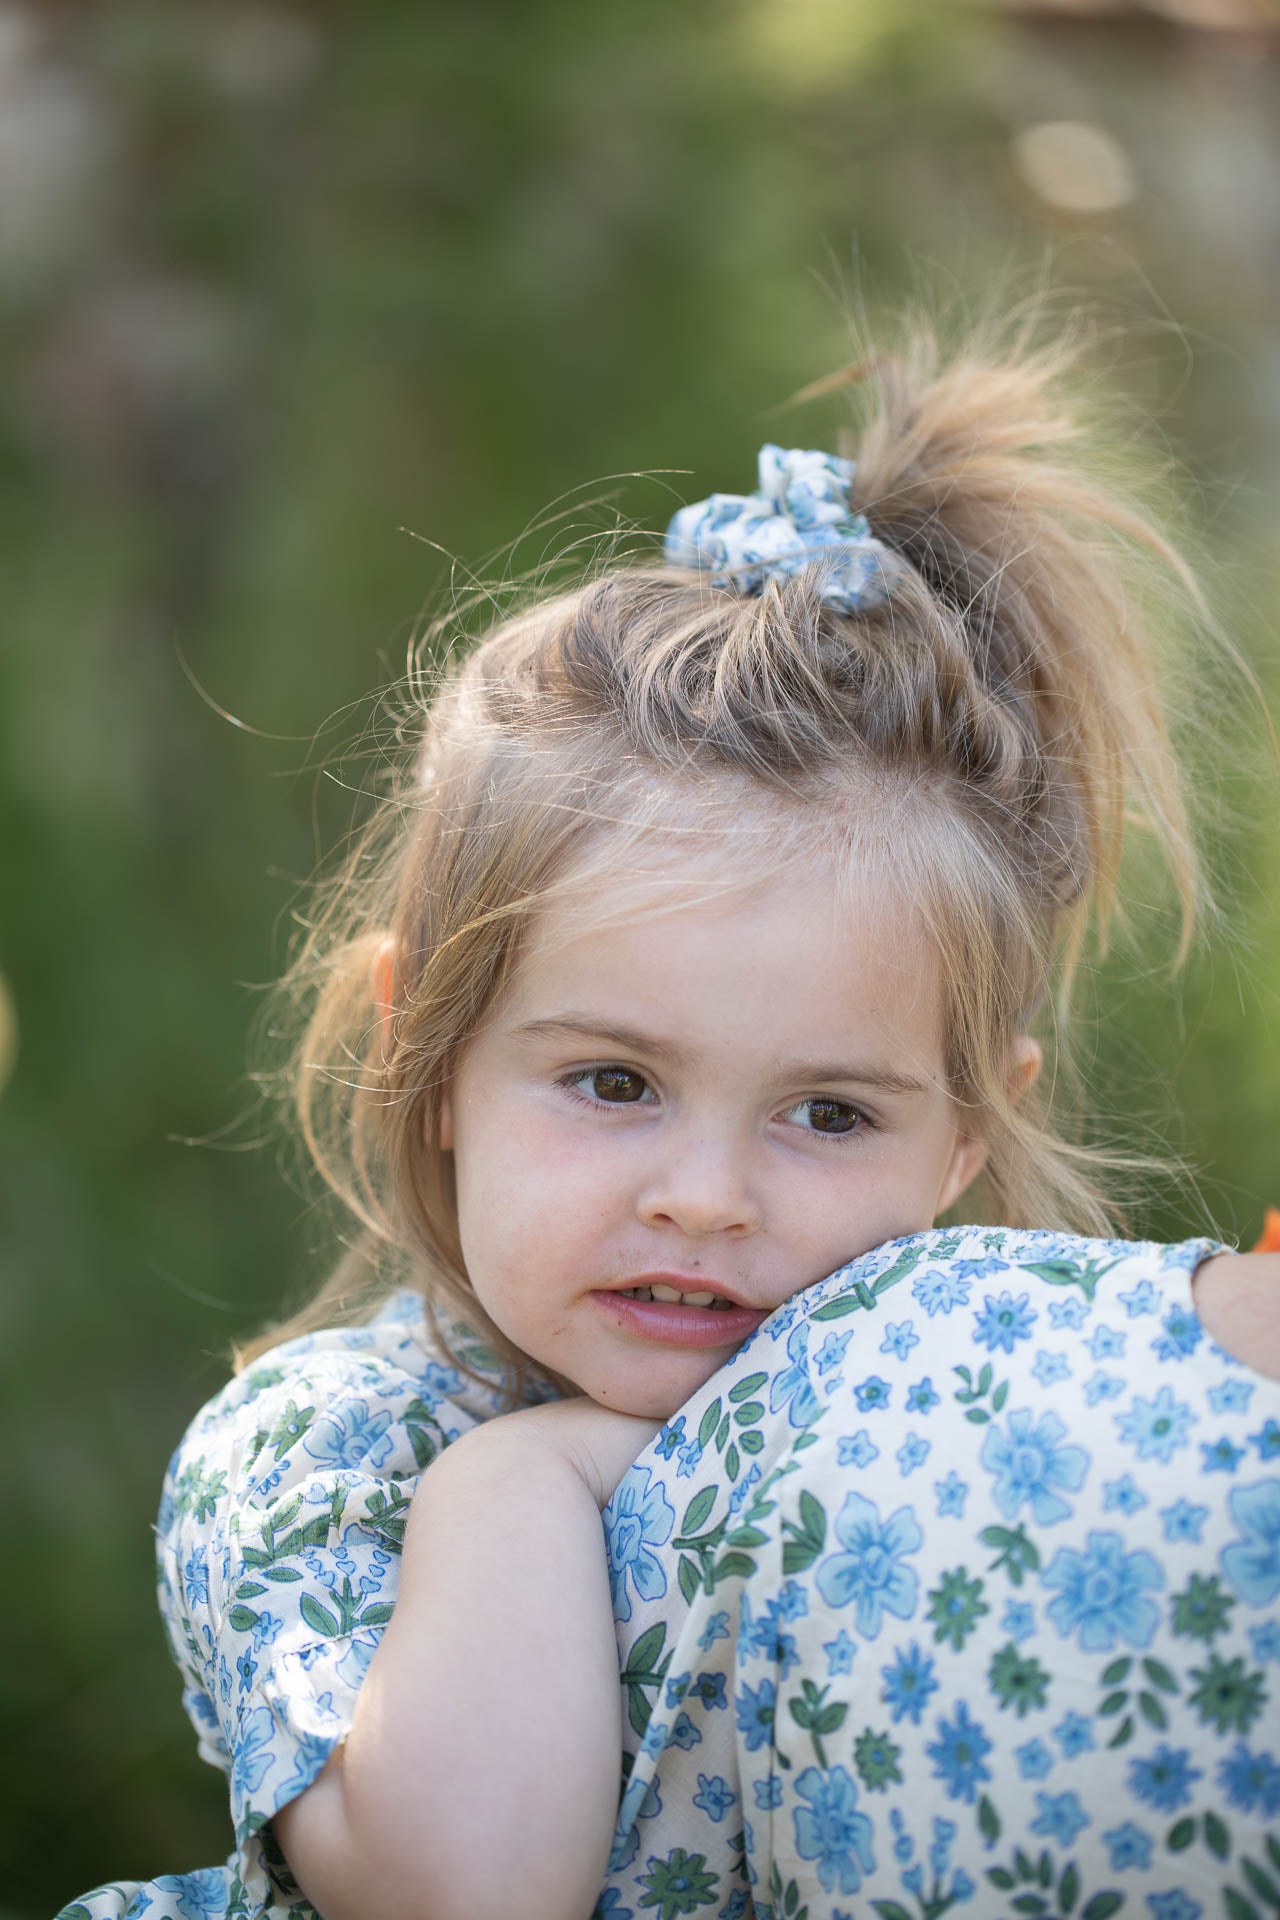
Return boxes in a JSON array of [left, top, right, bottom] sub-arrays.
[[229, 1628, 384, 1843]]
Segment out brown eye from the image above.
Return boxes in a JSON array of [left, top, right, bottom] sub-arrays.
[[799, 1098, 861, 1135], [588, 1067, 648, 1104]]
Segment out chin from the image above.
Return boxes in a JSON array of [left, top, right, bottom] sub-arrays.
[[594, 1360, 727, 1421], [609, 1388, 688, 1419]]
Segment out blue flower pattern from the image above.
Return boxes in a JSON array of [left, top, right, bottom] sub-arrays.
[[980, 1407, 1089, 1525], [814, 1490, 921, 1637], [607, 1467, 676, 1622], [62, 1228, 1280, 1920], [1042, 1531, 1163, 1651], [663, 444, 901, 616]]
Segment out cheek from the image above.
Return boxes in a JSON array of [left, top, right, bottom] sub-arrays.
[[455, 1105, 624, 1243]]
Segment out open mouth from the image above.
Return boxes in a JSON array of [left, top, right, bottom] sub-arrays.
[[616, 1284, 738, 1311], [593, 1277, 768, 1347]]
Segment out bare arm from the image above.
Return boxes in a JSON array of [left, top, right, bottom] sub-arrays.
[[274, 1399, 661, 1920]]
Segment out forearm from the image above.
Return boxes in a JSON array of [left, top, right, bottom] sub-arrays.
[[278, 1420, 623, 1920]]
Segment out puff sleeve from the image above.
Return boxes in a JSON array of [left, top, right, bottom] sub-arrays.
[[151, 1294, 522, 1915]]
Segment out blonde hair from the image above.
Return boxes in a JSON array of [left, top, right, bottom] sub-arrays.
[[238, 296, 1219, 1403]]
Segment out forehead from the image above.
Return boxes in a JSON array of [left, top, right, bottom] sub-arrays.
[[534, 771, 913, 936], [495, 821, 946, 1065]]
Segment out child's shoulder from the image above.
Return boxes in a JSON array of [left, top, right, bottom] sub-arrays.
[[158, 1291, 518, 1540], [196, 1288, 514, 1436], [191, 1289, 442, 1436]]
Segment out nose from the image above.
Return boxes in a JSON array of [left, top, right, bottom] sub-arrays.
[[635, 1130, 763, 1240]]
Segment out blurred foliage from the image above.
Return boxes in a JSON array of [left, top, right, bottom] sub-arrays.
[[2, 2, 1278, 1910]]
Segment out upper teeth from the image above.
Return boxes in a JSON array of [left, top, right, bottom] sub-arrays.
[[621, 1284, 735, 1310]]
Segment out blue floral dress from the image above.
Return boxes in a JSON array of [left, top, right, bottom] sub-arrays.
[[61, 1229, 1280, 1920]]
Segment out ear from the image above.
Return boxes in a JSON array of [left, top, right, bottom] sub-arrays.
[[1008, 1035, 1043, 1104], [371, 937, 398, 1061], [936, 1034, 1044, 1215], [938, 1127, 989, 1216], [438, 1082, 454, 1152]]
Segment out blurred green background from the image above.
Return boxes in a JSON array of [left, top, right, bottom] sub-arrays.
[[3, 1, 1278, 1911]]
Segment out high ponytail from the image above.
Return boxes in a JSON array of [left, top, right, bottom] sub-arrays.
[[841, 312, 1205, 966]]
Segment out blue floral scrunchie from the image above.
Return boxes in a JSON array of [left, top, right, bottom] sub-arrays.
[[663, 443, 901, 615]]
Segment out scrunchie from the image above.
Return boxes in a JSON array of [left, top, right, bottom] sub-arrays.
[[663, 443, 901, 615]]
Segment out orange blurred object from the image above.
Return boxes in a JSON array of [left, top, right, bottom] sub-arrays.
[[1252, 1207, 1280, 1253]]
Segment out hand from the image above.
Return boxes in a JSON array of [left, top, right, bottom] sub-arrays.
[[488, 1398, 665, 1509]]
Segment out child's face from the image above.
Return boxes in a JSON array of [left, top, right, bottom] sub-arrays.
[[441, 841, 986, 1419]]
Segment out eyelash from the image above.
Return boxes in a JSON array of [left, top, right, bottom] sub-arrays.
[[556, 1067, 876, 1143], [780, 1097, 875, 1143], [558, 1066, 655, 1111]]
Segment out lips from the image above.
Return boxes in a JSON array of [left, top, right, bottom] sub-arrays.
[[591, 1278, 769, 1349]]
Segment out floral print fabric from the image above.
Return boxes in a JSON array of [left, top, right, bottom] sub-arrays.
[[600, 1228, 1280, 1920], [60, 1228, 1280, 1920], [59, 1306, 547, 1920], [663, 443, 901, 614]]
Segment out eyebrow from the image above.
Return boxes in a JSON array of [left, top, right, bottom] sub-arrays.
[[510, 1015, 932, 1097]]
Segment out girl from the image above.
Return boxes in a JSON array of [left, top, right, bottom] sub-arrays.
[[63, 306, 1280, 1920]]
